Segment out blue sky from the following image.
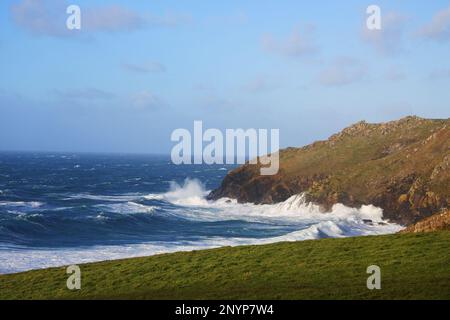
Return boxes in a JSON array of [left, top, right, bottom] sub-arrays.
[[1, 0, 449, 153]]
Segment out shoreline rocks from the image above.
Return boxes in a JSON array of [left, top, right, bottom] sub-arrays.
[[208, 116, 450, 226]]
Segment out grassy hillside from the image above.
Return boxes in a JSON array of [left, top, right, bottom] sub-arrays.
[[1, 232, 449, 300]]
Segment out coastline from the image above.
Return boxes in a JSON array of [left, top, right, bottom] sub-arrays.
[[0, 221, 403, 275], [0, 191, 403, 275], [1, 231, 448, 300]]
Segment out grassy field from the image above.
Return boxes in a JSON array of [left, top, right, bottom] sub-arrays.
[[0, 232, 449, 300]]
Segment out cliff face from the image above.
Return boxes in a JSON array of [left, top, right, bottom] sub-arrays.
[[400, 209, 450, 233], [208, 116, 450, 225]]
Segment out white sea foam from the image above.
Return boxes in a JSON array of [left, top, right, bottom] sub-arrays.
[[0, 217, 401, 274], [0, 201, 44, 209], [96, 202, 158, 214], [144, 179, 394, 228], [143, 178, 209, 206], [0, 179, 404, 274]]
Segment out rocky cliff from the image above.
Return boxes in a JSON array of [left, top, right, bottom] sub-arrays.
[[208, 116, 450, 225], [400, 209, 450, 233]]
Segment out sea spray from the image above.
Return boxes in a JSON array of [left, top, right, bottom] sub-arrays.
[[0, 154, 402, 274]]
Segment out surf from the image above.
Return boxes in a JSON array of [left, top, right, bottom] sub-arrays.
[[0, 153, 403, 274]]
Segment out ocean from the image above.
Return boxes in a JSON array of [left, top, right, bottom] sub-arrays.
[[0, 152, 402, 274]]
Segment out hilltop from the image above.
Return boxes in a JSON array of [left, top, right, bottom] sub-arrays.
[[208, 116, 450, 225]]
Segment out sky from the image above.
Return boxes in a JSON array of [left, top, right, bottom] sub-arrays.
[[0, 0, 449, 154]]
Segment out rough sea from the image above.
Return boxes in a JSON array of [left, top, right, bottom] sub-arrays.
[[0, 152, 402, 274]]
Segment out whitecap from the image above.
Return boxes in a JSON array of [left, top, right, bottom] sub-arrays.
[[0, 179, 404, 274], [0, 201, 44, 209], [144, 178, 210, 206], [96, 202, 158, 214], [0, 217, 402, 274], [145, 179, 402, 234]]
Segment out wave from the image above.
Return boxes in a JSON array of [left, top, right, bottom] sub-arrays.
[[0, 218, 401, 274], [143, 179, 395, 226], [0, 178, 403, 274], [144, 178, 210, 206], [0, 201, 44, 209], [96, 202, 158, 215]]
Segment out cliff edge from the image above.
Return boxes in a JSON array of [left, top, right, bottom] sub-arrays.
[[208, 116, 450, 225]]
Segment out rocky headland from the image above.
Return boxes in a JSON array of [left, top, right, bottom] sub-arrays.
[[208, 116, 450, 226]]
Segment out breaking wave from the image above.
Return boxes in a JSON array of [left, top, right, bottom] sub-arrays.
[[95, 202, 159, 215], [0, 177, 402, 274], [144, 178, 209, 206], [0, 201, 44, 209], [144, 179, 395, 228]]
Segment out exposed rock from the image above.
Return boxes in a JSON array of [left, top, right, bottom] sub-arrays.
[[400, 209, 450, 233], [208, 116, 450, 226]]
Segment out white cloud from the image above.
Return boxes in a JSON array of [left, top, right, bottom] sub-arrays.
[[52, 88, 165, 111], [11, 0, 69, 37], [418, 5, 450, 41], [122, 62, 166, 74], [10, 0, 189, 37], [262, 25, 319, 59], [318, 57, 368, 86], [385, 66, 406, 81], [83, 5, 144, 33], [131, 90, 164, 110], [429, 68, 450, 79], [242, 76, 278, 93], [361, 12, 407, 55], [147, 12, 193, 27], [198, 94, 237, 111], [53, 88, 115, 100]]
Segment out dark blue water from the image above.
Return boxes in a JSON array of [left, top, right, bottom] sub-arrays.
[[0, 152, 241, 247], [0, 152, 400, 273]]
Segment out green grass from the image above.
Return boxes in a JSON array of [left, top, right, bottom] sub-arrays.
[[1, 232, 449, 300]]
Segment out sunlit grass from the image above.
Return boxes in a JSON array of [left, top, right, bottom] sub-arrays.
[[0, 232, 449, 300]]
